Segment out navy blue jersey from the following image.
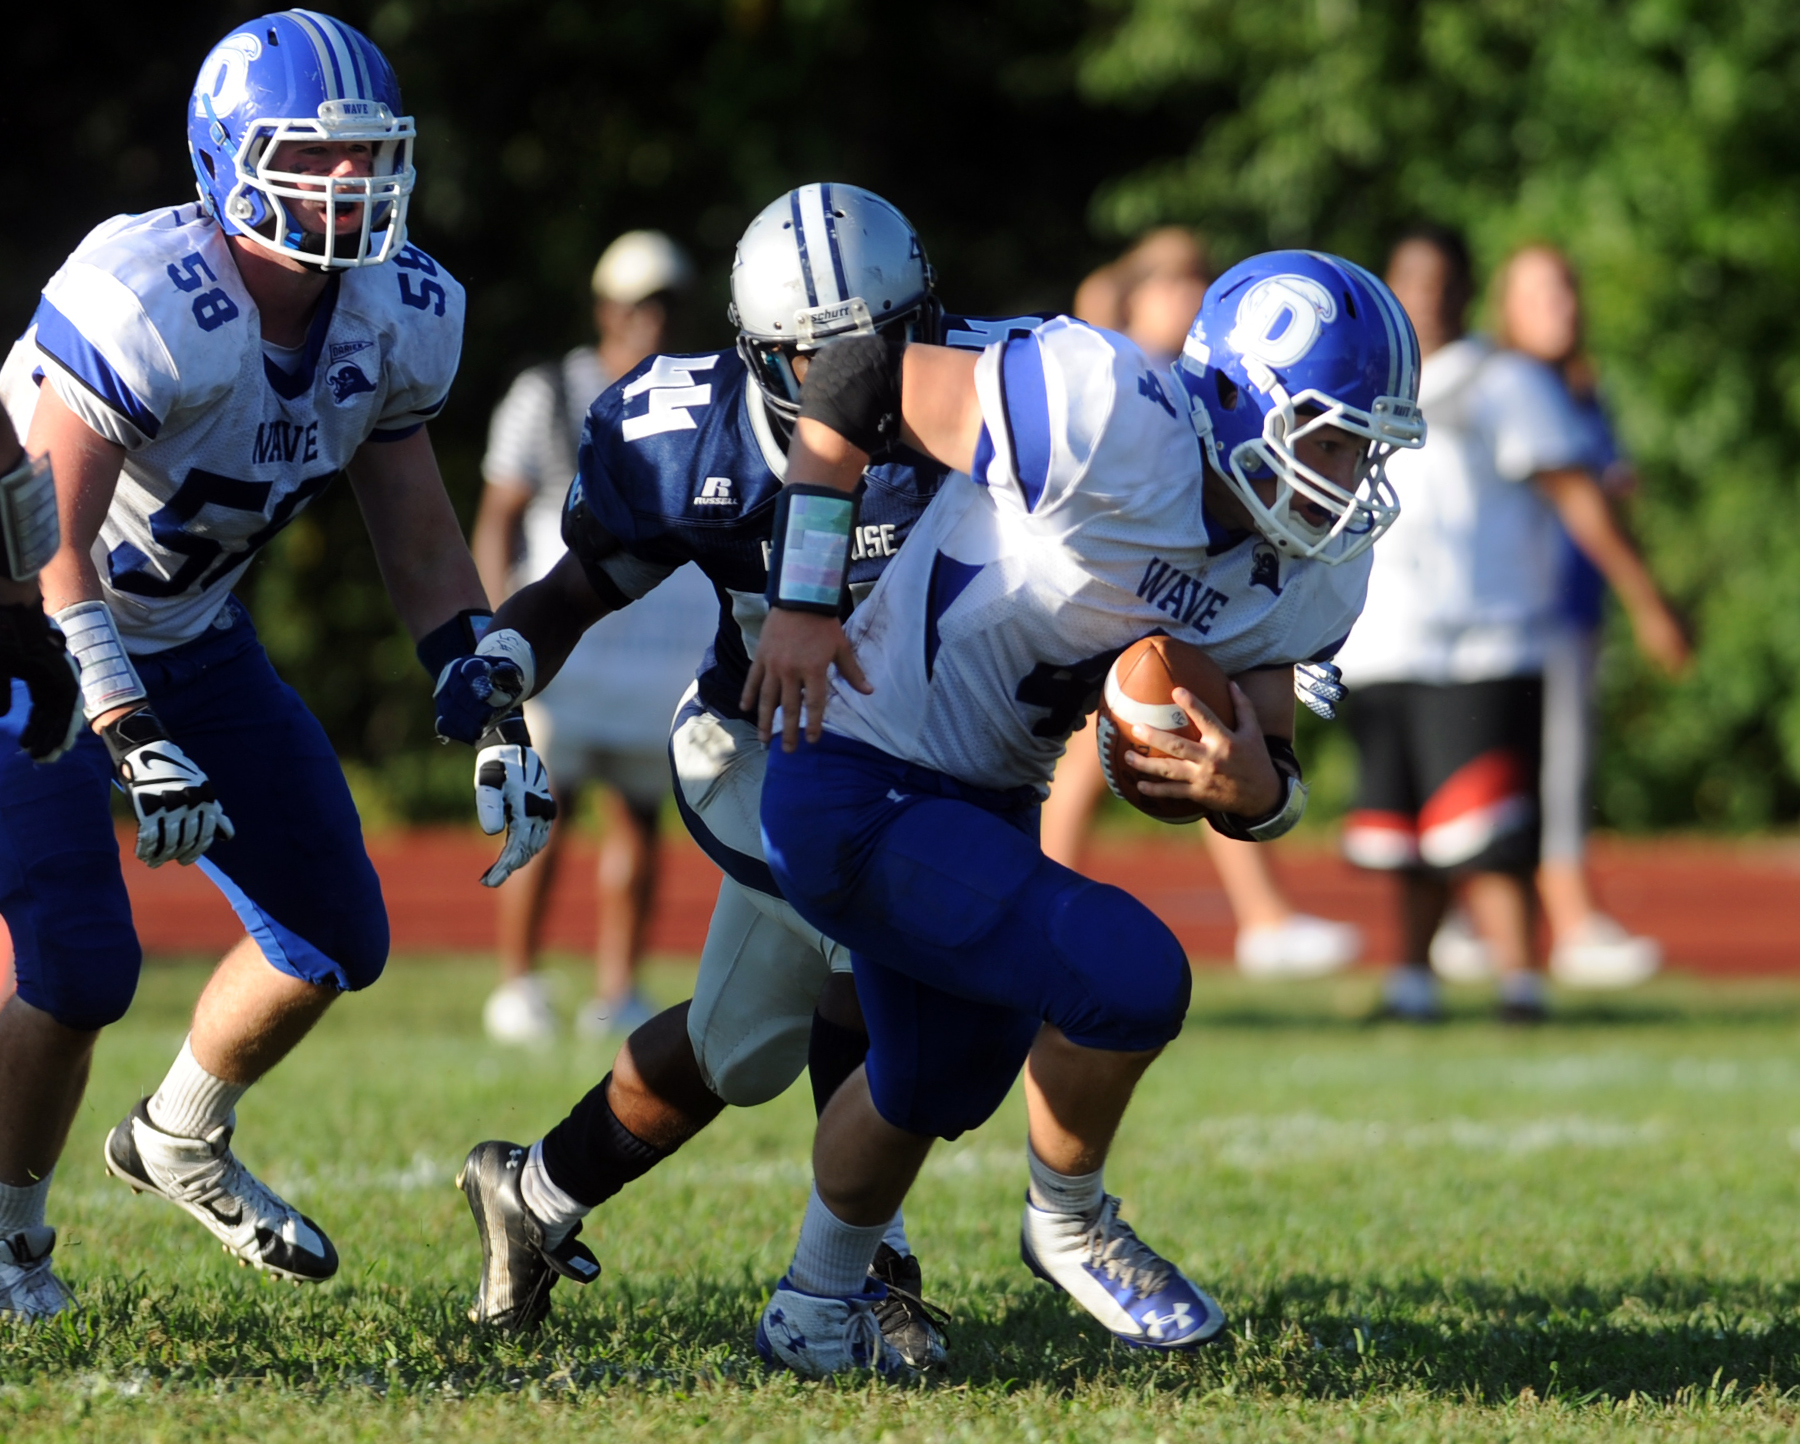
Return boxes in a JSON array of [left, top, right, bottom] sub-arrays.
[[563, 314, 1050, 723]]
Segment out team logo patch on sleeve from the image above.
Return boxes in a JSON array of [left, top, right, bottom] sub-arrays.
[[327, 361, 376, 404]]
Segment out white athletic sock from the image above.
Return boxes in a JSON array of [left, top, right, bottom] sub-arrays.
[[881, 1209, 910, 1257], [520, 1139, 588, 1250], [0, 1170, 53, 1236], [789, 1184, 887, 1297], [1027, 1142, 1105, 1220], [147, 1036, 249, 1140]]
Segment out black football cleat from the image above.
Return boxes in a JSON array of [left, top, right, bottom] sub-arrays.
[[868, 1242, 949, 1367], [457, 1140, 599, 1331]]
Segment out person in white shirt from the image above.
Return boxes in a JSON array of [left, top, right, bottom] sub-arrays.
[[1336, 225, 1687, 1021], [471, 232, 716, 1042]]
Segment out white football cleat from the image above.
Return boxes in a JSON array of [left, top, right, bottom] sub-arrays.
[[1236, 914, 1362, 979], [484, 976, 557, 1043], [104, 1100, 337, 1282], [0, 1226, 73, 1319], [1550, 915, 1661, 989], [1020, 1194, 1226, 1350], [1429, 909, 1496, 983], [756, 1275, 912, 1377]]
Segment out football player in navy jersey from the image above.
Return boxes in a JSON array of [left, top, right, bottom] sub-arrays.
[[438, 184, 1044, 1362], [0, 12, 548, 1315]]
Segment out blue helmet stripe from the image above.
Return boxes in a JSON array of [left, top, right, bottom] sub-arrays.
[[820, 183, 852, 305], [795, 185, 841, 306], [788, 189, 819, 308], [284, 11, 344, 100]]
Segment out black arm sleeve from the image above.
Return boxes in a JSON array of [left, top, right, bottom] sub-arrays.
[[796, 332, 908, 454]]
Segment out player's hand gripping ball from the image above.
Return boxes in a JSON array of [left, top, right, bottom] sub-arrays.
[[1095, 636, 1237, 823]]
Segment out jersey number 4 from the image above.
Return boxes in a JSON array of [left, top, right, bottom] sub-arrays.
[[109, 467, 336, 598]]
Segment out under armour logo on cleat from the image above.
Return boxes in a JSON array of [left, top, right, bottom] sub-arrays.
[[1143, 1301, 1194, 1340]]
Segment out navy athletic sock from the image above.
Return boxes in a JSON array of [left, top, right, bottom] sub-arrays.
[[538, 1072, 668, 1209], [807, 1009, 870, 1118]]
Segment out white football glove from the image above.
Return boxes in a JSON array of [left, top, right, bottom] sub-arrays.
[[102, 708, 236, 867], [1295, 660, 1347, 722], [475, 740, 556, 888]]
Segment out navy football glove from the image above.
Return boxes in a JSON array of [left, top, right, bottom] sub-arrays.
[[1294, 661, 1347, 722], [433, 629, 536, 744]]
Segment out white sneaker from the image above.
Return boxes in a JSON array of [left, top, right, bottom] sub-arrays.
[[1019, 1194, 1226, 1350], [103, 1100, 337, 1282], [1550, 915, 1661, 989], [484, 977, 556, 1044], [0, 1226, 73, 1319], [574, 989, 658, 1041], [1380, 965, 1443, 1021], [1235, 914, 1361, 979], [1429, 910, 1496, 983], [756, 1275, 912, 1376]]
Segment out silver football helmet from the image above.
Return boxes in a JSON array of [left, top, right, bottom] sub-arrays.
[[730, 183, 940, 422]]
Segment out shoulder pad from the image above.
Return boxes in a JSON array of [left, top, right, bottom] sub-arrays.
[[34, 209, 244, 444]]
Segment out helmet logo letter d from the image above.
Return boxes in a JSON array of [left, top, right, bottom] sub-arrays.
[[1227, 276, 1338, 371]]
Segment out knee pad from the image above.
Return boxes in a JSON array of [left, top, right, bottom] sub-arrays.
[[1044, 877, 1190, 1050], [8, 846, 142, 1030], [689, 1009, 811, 1107]]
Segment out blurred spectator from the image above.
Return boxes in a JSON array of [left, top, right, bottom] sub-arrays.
[[1430, 244, 1689, 989], [1040, 228, 1363, 979], [1337, 225, 1688, 1021], [472, 231, 718, 1042]]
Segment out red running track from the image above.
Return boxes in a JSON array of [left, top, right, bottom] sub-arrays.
[[53, 825, 1800, 976]]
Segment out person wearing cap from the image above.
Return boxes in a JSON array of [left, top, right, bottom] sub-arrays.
[[471, 231, 717, 1042]]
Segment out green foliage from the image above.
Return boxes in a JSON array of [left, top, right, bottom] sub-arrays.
[[14, 4, 1797, 824], [1078, 0, 1800, 827], [17, 959, 1800, 1439]]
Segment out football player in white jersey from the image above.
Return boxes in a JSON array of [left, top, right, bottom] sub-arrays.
[[0, 11, 547, 1315], [741, 251, 1424, 1372]]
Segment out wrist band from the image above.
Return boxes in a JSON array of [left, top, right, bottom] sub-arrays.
[[100, 704, 169, 766], [416, 607, 494, 680], [478, 710, 533, 749], [54, 600, 146, 720], [1208, 773, 1309, 843], [765, 484, 858, 615], [0, 451, 59, 582]]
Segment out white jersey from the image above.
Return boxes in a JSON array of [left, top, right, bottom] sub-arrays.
[[0, 205, 464, 651], [1333, 336, 1590, 686], [824, 318, 1370, 792]]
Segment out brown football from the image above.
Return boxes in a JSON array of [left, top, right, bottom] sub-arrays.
[[1094, 635, 1235, 823]]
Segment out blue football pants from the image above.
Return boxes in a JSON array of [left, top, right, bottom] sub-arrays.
[[762, 732, 1190, 1139], [0, 598, 387, 1030]]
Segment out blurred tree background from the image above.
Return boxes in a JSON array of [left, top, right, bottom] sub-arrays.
[[7, 0, 1795, 828]]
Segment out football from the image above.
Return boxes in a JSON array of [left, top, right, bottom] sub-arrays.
[[1094, 635, 1235, 823]]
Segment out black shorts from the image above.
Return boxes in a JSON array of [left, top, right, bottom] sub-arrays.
[[1342, 677, 1543, 876]]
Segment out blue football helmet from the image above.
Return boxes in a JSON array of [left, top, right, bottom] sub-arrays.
[[1176, 250, 1425, 565], [187, 11, 415, 269]]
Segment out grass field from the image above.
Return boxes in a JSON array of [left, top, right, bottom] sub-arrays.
[[8, 957, 1800, 1441]]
